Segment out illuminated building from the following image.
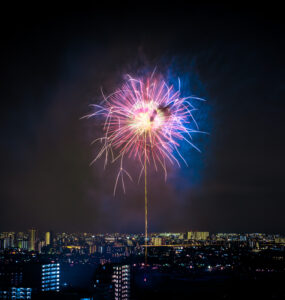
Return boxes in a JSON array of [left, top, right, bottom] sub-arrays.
[[0, 287, 32, 299], [45, 232, 50, 246], [17, 239, 28, 250], [28, 229, 36, 251], [0, 233, 15, 249], [89, 244, 97, 254], [41, 263, 60, 292], [3, 237, 11, 249], [112, 265, 130, 300], [187, 231, 194, 240], [275, 237, 285, 244], [151, 237, 162, 246], [127, 239, 133, 246], [15, 232, 29, 250], [37, 241, 45, 253], [187, 231, 209, 241], [98, 246, 105, 254]]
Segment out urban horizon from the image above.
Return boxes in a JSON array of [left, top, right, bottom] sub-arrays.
[[2, 229, 284, 251], [2, 229, 285, 235], [1, 228, 284, 299]]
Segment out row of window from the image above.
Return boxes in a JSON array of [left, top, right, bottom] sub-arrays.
[[42, 274, 60, 279], [42, 287, 59, 292], [42, 271, 60, 275], [42, 264, 60, 268], [42, 279, 60, 285], [42, 282, 60, 288]]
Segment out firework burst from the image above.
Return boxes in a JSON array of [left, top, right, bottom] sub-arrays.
[[84, 73, 205, 194], [84, 72, 206, 263]]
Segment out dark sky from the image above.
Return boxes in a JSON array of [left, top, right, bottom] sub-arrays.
[[1, 3, 284, 233]]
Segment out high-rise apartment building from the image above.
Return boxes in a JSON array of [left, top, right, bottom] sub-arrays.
[[41, 263, 60, 292], [45, 232, 50, 246], [112, 265, 130, 300], [28, 229, 36, 251]]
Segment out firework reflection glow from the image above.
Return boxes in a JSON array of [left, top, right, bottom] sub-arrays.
[[84, 74, 205, 194]]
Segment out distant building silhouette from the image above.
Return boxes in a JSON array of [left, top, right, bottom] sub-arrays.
[[187, 231, 209, 241], [45, 232, 50, 246], [28, 229, 36, 251]]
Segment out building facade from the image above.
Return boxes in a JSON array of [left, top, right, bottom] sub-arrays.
[[112, 265, 130, 300], [41, 263, 60, 292], [0, 287, 32, 299]]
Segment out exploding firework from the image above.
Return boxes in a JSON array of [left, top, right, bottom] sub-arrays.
[[84, 72, 205, 263], [84, 73, 205, 193]]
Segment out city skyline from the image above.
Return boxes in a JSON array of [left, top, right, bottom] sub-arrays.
[[1, 229, 284, 252], [1, 229, 284, 299], [1, 229, 285, 235]]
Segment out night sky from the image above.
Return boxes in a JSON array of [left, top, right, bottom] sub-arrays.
[[1, 4, 284, 233]]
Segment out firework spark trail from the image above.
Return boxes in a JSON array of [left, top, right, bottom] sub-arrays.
[[84, 73, 205, 263], [85, 75, 205, 191]]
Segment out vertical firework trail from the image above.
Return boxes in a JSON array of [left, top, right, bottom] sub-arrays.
[[144, 131, 148, 263], [84, 73, 205, 263]]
